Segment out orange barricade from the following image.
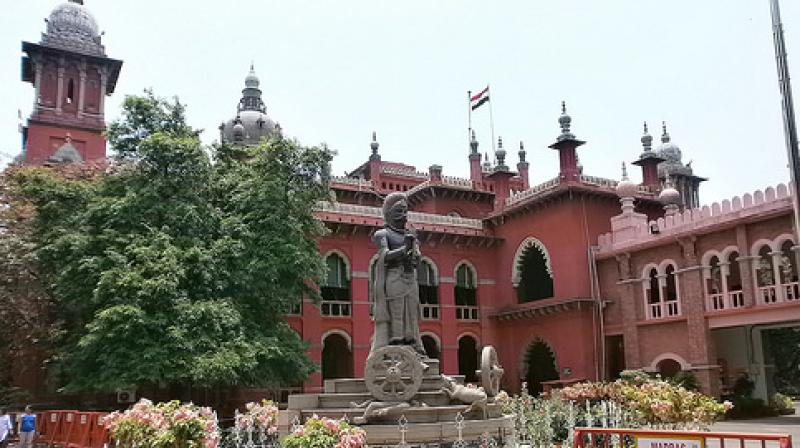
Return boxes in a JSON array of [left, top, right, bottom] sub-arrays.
[[65, 412, 92, 448], [87, 412, 111, 448], [41, 410, 67, 446], [56, 410, 78, 447], [574, 427, 793, 448]]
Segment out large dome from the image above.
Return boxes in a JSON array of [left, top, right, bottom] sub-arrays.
[[42, 1, 105, 56], [220, 65, 280, 146], [221, 110, 277, 146]]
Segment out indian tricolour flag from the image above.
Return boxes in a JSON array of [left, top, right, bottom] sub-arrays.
[[470, 86, 490, 110]]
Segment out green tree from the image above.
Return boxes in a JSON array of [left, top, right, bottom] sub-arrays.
[[8, 91, 332, 396]]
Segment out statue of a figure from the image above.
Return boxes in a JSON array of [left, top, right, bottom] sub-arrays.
[[370, 192, 425, 356]]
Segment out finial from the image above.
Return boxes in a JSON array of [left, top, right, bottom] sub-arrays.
[[518, 141, 527, 163], [495, 137, 508, 169], [558, 100, 573, 137], [661, 121, 670, 143], [621, 162, 628, 180], [469, 129, 479, 154], [641, 121, 653, 152], [370, 131, 380, 160]]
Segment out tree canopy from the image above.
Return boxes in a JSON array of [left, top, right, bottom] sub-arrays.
[[4, 91, 333, 394]]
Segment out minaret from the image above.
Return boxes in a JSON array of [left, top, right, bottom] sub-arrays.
[[469, 129, 482, 183], [517, 141, 530, 190], [632, 121, 665, 190], [368, 131, 382, 187], [487, 136, 515, 210], [21, 0, 123, 164], [548, 101, 586, 182]]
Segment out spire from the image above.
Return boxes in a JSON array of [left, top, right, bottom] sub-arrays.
[[518, 141, 527, 163], [621, 161, 629, 180], [369, 131, 380, 161], [661, 121, 670, 143], [483, 151, 492, 171], [240, 65, 266, 113], [558, 101, 575, 141], [470, 129, 479, 154], [641, 121, 653, 152], [495, 136, 508, 170]]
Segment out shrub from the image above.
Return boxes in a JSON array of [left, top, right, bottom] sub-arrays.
[[669, 371, 700, 391], [102, 398, 219, 448], [283, 415, 367, 448], [771, 393, 795, 414]]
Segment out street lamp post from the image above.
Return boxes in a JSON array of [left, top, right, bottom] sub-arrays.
[[769, 0, 800, 243]]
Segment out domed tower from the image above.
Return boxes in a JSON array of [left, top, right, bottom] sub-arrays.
[[20, 0, 123, 164], [220, 64, 278, 146], [655, 122, 707, 209]]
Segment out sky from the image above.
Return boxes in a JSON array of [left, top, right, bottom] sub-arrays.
[[2, 0, 800, 204]]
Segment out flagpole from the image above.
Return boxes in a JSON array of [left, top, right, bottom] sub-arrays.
[[468, 90, 472, 146], [488, 84, 496, 155]]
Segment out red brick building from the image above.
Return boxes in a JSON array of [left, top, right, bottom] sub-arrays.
[[14, 1, 799, 406]]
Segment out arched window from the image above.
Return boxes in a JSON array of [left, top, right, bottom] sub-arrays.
[[418, 259, 439, 320], [664, 264, 680, 316], [66, 78, 75, 104], [455, 263, 478, 320], [646, 268, 661, 319], [756, 245, 777, 304], [728, 251, 744, 307], [516, 242, 554, 303], [779, 240, 799, 301], [321, 253, 351, 316]]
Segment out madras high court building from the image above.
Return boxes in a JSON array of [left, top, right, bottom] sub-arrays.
[[14, 0, 800, 405]]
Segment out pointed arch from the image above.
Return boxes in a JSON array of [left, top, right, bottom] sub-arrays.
[[520, 338, 559, 395], [512, 237, 553, 287]]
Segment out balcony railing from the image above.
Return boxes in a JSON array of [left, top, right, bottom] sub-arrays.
[[707, 291, 745, 311], [783, 282, 799, 302], [421, 304, 440, 320], [758, 285, 778, 304], [321, 300, 351, 317], [456, 306, 479, 321]]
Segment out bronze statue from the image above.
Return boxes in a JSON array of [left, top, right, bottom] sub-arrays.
[[370, 192, 425, 355]]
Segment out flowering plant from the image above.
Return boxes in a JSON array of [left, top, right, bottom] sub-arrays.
[[283, 415, 367, 448], [102, 398, 219, 448], [234, 400, 279, 435]]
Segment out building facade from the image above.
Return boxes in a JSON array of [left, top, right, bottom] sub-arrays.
[[12, 1, 799, 405]]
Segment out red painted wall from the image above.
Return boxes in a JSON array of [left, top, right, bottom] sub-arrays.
[[24, 123, 106, 164]]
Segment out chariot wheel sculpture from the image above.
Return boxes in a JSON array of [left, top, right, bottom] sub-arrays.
[[364, 346, 424, 401], [478, 345, 504, 397]]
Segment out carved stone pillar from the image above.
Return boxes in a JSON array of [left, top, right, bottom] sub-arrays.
[[56, 64, 65, 113], [78, 62, 87, 116], [33, 58, 43, 111], [719, 261, 731, 308], [735, 225, 757, 307], [769, 251, 785, 302]]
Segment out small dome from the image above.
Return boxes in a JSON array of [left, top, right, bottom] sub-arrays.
[[245, 64, 260, 89], [659, 185, 681, 205], [42, 1, 105, 56], [223, 110, 276, 145], [616, 163, 637, 198]]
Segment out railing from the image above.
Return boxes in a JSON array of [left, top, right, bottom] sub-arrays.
[[328, 176, 372, 188], [708, 293, 726, 311], [456, 305, 479, 320], [573, 427, 792, 448], [730, 290, 745, 308], [708, 291, 746, 311], [783, 281, 799, 302], [421, 304, 440, 320], [320, 300, 351, 317], [759, 285, 779, 304], [317, 202, 484, 230], [505, 177, 560, 206], [648, 303, 662, 319], [665, 300, 680, 317]]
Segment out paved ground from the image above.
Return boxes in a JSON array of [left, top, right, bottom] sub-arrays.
[[710, 403, 800, 446]]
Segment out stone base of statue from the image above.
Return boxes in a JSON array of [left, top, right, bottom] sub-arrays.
[[281, 346, 514, 447]]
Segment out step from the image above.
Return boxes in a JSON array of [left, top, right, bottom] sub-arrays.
[[324, 374, 463, 394], [316, 390, 451, 409]]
